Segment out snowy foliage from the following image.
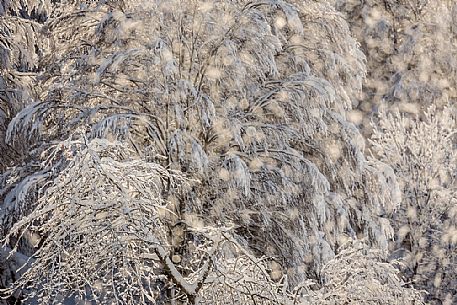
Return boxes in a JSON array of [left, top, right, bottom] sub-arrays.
[[1, 139, 287, 304], [370, 106, 457, 304], [306, 240, 424, 305], [336, 0, 457, 134], [0, 1, 49, 170], [4, 139, 181, 304], [0, 0, 433, 304], [336, 0, 457, 302]]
